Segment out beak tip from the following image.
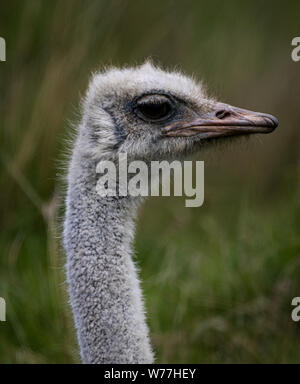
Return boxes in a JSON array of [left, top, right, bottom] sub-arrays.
[[264, 114, 278, 132]]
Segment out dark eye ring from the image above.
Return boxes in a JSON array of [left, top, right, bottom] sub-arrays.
[[135, 95, 174, 122]]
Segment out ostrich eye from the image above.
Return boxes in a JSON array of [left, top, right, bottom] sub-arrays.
[[135, 94, 174, 122]]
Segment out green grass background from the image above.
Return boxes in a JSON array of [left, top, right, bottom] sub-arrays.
[[0, 0, 300, 363]]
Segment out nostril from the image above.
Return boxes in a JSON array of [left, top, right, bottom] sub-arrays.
[[216, 109, 231, 119]]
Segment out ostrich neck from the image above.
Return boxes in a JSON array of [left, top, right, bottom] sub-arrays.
[[64, 150, 154, 364]]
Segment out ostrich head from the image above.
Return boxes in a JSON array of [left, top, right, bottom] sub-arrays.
[[79, 62, 278, 161]]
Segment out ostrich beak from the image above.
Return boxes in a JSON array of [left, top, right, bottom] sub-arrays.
[[163, 103, 278, 139]]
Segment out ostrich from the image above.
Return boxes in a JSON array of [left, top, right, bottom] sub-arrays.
[[63, 63, 278, 364]]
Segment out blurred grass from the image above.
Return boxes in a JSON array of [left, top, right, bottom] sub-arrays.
[[139, 172, 300, 363], [0, 0, 300, 363]]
